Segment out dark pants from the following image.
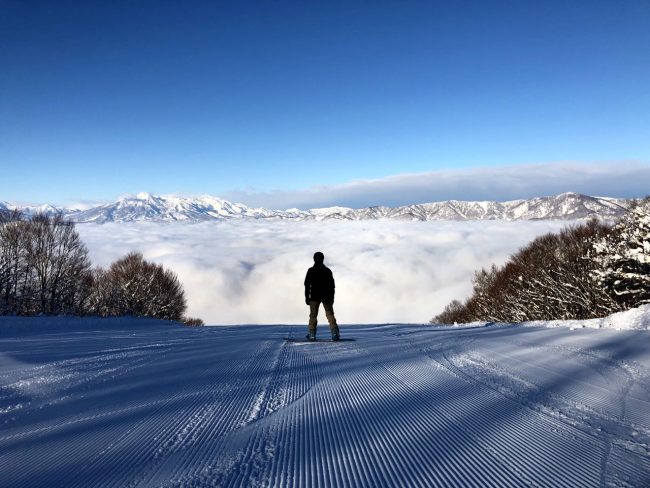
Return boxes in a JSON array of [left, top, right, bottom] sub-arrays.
[[308, 300, 339, 336]]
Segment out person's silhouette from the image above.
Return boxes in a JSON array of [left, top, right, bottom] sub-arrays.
[[304, 252, 340, 341]]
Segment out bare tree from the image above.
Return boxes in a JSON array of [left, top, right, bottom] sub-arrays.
[[0, 212, 91, 315], [0, 213, 28, 314], [25, 213, 92, 314], [1, 212, 194, 322]]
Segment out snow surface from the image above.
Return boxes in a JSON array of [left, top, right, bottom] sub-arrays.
[[1, 316, 649, 487], [521, 304, 650, 331]]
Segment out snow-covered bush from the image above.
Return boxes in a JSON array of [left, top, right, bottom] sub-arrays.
[[592, 198, 650, 308], [88, 252, 187, 321], [85, 267, 114, 317], [434, 299, 470, 324], [182, 316, 204, 327], [433, 219, 616, 323]]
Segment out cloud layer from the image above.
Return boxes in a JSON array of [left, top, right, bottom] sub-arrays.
[[223, 162, 650, 209], [78, 220, 569, 325]]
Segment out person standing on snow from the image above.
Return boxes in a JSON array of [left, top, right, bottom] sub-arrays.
[[304, 252, 340, 341]]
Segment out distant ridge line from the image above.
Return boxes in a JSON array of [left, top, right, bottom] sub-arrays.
[[0, 192, 630, 223]]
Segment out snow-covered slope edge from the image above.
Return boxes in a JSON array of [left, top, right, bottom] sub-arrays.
[[520, 304, 650, 330], [0, 316, 181, 337]]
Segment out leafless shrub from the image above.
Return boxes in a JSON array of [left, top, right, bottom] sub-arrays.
[[85, 267, 114, 317], [88, 252, 187, 321], [182, 317, 204, 327], [432, 299, 470, 324]]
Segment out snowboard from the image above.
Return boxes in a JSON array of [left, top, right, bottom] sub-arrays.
[[284, 337, 355, 343]]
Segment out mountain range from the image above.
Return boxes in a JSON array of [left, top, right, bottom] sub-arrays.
[[0, 192, 630, 223]]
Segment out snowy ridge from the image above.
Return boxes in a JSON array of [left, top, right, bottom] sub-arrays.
[[0, 201, 63, 217], [1, 192, 631, 223], [1, 309, 649, 486]]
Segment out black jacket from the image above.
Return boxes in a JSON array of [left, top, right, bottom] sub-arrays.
[[304, 263, 335, 303]]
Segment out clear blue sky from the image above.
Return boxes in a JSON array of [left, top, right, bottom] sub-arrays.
[[1, 1, 649, 206]]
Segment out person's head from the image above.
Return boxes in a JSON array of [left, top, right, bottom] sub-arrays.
[[313, 251, 324, 264]]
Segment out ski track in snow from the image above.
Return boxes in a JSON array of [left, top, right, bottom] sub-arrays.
[[1, 322, 649, 487]]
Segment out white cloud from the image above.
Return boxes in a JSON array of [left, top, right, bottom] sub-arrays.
[[60, 199, 111, 211], [77, 220, 569, 325], [223, 161, 650, 209]]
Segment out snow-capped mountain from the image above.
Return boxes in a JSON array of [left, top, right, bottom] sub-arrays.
[[1, 192, 631, 223], [0, 201, 64, 217], [287, 192, 629, 222], [62, 192, 271, 223]]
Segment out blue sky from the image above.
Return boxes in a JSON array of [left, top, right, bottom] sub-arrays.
[[1, 1, 649, 208]]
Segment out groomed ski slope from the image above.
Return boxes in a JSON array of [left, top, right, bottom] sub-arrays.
[[1, 318, 649, 487]]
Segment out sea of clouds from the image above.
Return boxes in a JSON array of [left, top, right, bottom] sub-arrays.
[[77, 220, 569, 325]]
